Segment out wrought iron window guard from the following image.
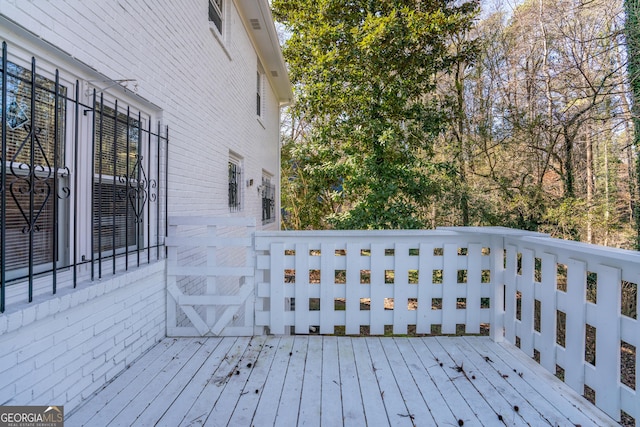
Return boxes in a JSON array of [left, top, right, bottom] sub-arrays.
[[0, 42, 168, 312]]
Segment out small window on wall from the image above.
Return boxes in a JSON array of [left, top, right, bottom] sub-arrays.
[[256, 68, 264, 117], [228, 156, 242, 211], [261, 174, 275, 224], [209, 0, 223, 34]]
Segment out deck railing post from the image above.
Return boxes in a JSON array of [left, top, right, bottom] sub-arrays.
[[489, 234, 505, 342], [563, 258, 587, 393], [594, 264, 622, 418]]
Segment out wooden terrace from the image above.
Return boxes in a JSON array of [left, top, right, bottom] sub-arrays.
[[68, 219, 640, 425], [68, 335, 615, 426]]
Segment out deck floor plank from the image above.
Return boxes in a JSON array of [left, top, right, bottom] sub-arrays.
[[177, 336, 251, 426], [365, 338, 414, 427], [350, 337, 389, 427], [227, 335, 280, 427], [467, 336, 616, 426], [336, 336, 367, 426], [319, 336, 344, 427], [252, 335, 296, 425], [131, 338, 226, 427], [155, 337, 240, 427], [408, 337, 483, 425], [460, 336, 569, 426], [426, 336, 504, 426], [392, 338, 457, 425], [205, 335, 270, 426], [275, 336, 310, 426], [297, 336, 323, 427], [379, 338, 436, 426], [69, 337, 189, 425], [67, 335, 617, 427], [438, 336, 538, 426], [109, 339, 204, 426]]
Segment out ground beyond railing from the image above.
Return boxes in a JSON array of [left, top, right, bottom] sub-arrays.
[[252, 227, 639, 424], [165, 218, 639, 424]]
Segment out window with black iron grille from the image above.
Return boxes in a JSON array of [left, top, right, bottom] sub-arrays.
[[262, 176, 275, 224], [0, 42, 168, 312], [93, 102, 141, 254], [228, 160, 241, 211], [1, 59, 67, 278], [209, 0, 223, 34]]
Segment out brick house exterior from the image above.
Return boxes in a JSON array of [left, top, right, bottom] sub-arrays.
[[0, 0, 290, 411]]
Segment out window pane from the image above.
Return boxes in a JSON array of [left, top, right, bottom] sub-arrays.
[[92, 182, 138, 253], [262, 177, 275, 223], [229, 161, 240, 211], [1, 178, 56, 270], [256, 71, 261, 116], [1, 62, 67, 167], [1, 61, 67, 273], [209, 0, 223, 33], [93, 103, 141, 253], [94, 104, 139, 177]]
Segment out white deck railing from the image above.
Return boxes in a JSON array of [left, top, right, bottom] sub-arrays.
[[166, 218, 639, 422], [254, 228, 503, 337], [252, 226, 639, 422], [500, 232, 640, 422]]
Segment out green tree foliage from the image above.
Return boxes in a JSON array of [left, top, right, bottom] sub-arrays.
[[274, 0, 479, 229]]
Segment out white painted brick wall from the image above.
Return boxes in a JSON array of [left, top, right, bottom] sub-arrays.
[[0, 0, 282, 226], [0, 0, 286, 412], [0, 262, 165, 411]]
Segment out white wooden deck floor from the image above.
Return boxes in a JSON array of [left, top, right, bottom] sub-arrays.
[[67, 336, 616, 427]]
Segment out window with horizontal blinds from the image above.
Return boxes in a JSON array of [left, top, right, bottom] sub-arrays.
[[1, 61, 67, 273], [92, 182, 138, 252], [0, 42, 168, 309], [93, 103, 142, 254]]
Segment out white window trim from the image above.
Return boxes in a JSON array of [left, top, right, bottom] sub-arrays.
[[209, 0, 232, 60], [256, 63, 266, 128]]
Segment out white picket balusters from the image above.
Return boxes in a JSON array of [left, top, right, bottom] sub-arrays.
[[254, 227, 640, 422], [166, 218, 640, 422], [254, 229, 497, 337], [502, 234, 640, 421]]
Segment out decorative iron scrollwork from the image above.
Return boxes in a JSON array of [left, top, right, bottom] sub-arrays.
[[7, 123, 70, 235], [118, 154, 156, 223]]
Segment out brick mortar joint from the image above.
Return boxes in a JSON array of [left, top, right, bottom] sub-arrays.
[[0, 261, 166, 333]]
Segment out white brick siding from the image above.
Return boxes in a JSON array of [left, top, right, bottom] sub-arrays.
[[0, 263, 165, 410], [0, 0, 283, 224], [0, 0, 287, 412]]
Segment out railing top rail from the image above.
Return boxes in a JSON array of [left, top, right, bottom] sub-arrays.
[[510, 234, 640, 265], [437, 226, 550, 237], [256, 229, 469, 238]]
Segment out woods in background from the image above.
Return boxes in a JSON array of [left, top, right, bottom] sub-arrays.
[[276, 0, 640, 250]]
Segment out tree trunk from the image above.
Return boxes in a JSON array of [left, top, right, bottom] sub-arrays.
[[586, 129, 593, 243], [454, 59, 470, 226], [624, 0, 640, 249]]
